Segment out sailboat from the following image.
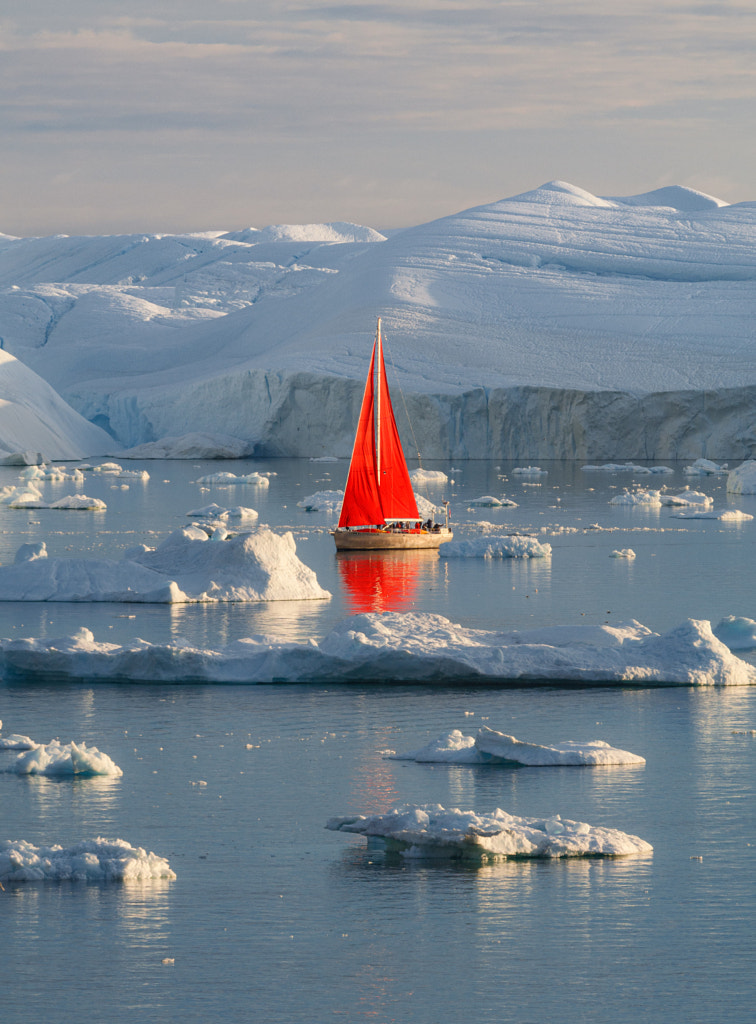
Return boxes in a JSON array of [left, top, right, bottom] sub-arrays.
[[332, 318, 453, 551]]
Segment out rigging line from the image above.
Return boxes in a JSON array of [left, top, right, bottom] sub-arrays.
[[382, 326, 423, 470]]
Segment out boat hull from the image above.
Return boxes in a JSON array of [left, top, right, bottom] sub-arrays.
[[332, 529, 453, 551]]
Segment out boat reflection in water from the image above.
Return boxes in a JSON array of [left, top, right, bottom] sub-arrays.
[[336, 549, 442, 614]]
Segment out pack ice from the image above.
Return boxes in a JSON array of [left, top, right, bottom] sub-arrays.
[[1, 612, 753, 686]]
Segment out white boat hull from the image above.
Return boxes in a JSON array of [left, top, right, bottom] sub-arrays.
[[332, 528, 453, 551]]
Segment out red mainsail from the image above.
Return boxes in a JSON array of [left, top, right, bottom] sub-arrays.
[[338, 321, 420, 529]]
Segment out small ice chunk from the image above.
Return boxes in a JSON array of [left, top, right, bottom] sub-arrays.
[[7, 739, 123, 777], [0, 837, 175, 882], [610, 548, 636, 559]]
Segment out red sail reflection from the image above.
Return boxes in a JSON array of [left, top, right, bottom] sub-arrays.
[[337, 550, 440, 614]]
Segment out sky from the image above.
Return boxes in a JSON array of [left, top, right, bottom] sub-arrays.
[[1, 0, 755, 236]]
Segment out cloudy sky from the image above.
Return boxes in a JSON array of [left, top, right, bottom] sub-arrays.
[[2, 0, 755, 235]]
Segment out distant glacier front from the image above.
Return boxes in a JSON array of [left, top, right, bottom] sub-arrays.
[[2, 180, 756, 460]]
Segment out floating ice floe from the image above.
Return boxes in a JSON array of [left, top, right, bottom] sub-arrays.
[[609, 489, 662, 506], [468, 495, 518, 507], [0, 526, 330, 603], [0, 837, 176, 883], [0, 486, 105, 510], [118, 432, 253, 459], [186, 503, 259, 522], [610, 548, 636, 559], [1, 612, 753, 686], [660, 489, 713, 507], [409, 468, 449, 485], [440, 535, 551, 558], [4, 739, 123, 776], [309, 456, 338, 463], [389, 726, 645, 766], [713, 616, 756, 650], [326, 804, 652, 861], [297, 489, 344, 513], [582, 463, 670, 474], [683, 458, 728, 476], [0, 733, 35, 750], [195, 471, 270, 486], [671, 509, 752, 521], [726, 461, 756, 494], [90, 462, 149, 480], [512, 466, 547, 476]]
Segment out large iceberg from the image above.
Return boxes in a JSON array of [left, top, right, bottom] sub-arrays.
[[0, 612, 753, 686], [0, 349, 116, 461], [2, 182, 756, 460], [0, 526, 330, 603], [326, 804, 653, 861], [0, 837, 176, 883]]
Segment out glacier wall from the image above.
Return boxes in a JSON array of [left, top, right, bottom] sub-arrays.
[[73, 369, 756, 462]]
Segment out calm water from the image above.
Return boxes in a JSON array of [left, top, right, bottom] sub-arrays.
[[2, 459, 756, 1023]]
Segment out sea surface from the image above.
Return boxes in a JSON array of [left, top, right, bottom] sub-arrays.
[[2, 458, 756, 1023]]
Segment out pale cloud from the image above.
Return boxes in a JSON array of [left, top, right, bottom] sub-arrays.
[[0, 1, 755, 233]]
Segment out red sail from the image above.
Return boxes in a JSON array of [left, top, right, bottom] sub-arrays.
[[337, 340, 384, 528], [376, 334, 420, 521]]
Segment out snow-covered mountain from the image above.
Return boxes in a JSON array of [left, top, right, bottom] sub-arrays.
[[2, 181, 755, 459]]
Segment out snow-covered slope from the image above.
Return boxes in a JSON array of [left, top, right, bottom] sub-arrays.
[[2, 182, 755, 459], [0, 349, 116, 460]]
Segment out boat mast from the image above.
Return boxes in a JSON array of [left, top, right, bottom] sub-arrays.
[[375, 317, 382, 483]]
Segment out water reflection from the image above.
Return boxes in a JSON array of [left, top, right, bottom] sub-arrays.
[[336, 550, 440, 614]]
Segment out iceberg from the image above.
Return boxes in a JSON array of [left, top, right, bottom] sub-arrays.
[[440, 535, 551, 558], [296, 489, 344, 513], [0, 733, 35, 750], [610, 548, 636, 559], [727, 461, 756, 494], [609, 490, 662, 506], [119, 432, 254, 459], [5, 739, 123, 777], [0, 526, 330, 603], [0, 837, 176, 883], [468, 495, 518, 507], [185, 503, 259, 522], [3, 182, 756, 461], [713, 616, 756, 650], [325, 804, 652, 861], [0, 612, 753, 686], [389, 727, 645, 766], [195, 471, 270, 487], [671, 509, 752, 521]]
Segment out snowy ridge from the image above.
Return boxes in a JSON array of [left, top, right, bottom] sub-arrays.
[[2, 182, 756, 459], [1, 612, 753, 686]]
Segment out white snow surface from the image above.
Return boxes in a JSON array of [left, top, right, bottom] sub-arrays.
[[0, 837, 176, 883], [390, 727, 645, 766], [0, 526, 330, 603], [0, 612, 752, 686], [325, 804, 652, 861], [2, 181, 756, 460], [5, 739, 123, 777]]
